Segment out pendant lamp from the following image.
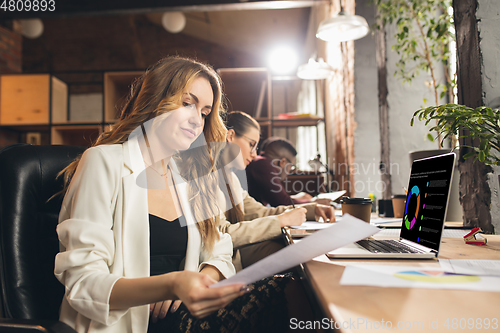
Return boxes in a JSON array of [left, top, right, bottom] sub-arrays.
[[19, 19, 44, 39], [316, 6, 369, 42], [297, 58, 333, 80], [162, 12, 186, 34]]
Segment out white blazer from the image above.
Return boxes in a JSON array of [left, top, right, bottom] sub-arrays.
[[54, 138, 235, 333]]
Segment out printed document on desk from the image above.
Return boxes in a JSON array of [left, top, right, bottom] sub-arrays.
[[439, 259, 500, 276], [289, 221, 334, 238], [370, 217, 403, 225], [212, 215, 379, 288], [340, 265, 500, 292], [290, 221, 333, 230]]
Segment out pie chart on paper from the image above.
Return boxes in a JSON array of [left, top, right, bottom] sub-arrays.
[[394, 270, 480, 284]]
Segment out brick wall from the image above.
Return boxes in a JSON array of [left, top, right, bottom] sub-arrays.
[[0, 25, 22, 148], [0, 25, 22, 74]]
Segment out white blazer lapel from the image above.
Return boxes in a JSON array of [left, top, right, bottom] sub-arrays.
[[170, 160, 202, 272], [121, 138, 149, 278]]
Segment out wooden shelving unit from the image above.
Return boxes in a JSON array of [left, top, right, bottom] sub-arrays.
[[103, 71, 143, 123], [0, 74, 68, 145], [217, 68, 326, 161], [0, 70, 324, 149], [218, 68, 272, 138], [0, 71, 146, 147], [0, 74, 67, 126], [272, 115, 324, 127], [51, 125, 102, 146]]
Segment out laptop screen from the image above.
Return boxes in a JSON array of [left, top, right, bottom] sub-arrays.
[[399, 152, 456, 251]]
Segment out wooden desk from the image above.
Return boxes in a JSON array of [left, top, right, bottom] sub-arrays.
[[289, 232, 500, 332]]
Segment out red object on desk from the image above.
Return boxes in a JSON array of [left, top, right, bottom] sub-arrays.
[[463, 227, 487, 246]]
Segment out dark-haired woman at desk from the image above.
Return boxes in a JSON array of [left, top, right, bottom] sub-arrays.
[[218, 111, 335, 269]]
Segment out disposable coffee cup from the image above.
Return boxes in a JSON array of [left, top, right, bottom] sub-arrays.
[[340, 197, 372, 223], [392, 194, 407, 218]]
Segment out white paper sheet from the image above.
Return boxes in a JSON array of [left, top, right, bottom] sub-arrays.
[[370, 217, 402, 225], [439, 259, 500, 276], [334, 216, 403, 225], [212, 214, 379, 288], [340, 265, 500, 292], [315, 190, 346, 201], [289, 221, 333, 230], [442, 229, 471, 238]]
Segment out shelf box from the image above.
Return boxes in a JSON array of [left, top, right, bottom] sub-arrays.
[[0, 74, 67, 125], [51, 125, 102, 146], [272, 116, 324, 127], [104, 71, 143, 123], [24, 131, 50, 145]]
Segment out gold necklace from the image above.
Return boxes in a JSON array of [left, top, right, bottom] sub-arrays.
[[145, 159, 170, 178]]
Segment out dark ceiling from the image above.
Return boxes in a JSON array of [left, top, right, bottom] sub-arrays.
[[11, 0, 325, 94], [1, 0, 325, 19]]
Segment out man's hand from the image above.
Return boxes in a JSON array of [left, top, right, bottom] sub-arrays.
[[315, 204, 335, 223]]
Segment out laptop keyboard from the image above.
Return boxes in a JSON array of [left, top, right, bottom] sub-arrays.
[[357, 239, 426, 254]]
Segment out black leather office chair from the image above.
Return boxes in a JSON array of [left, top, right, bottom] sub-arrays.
[[0, 144, 86, 332]]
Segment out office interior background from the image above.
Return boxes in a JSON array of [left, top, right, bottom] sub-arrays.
[[0, 0, 498, 234]]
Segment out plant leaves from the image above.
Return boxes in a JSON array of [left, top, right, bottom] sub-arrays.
[[463, 151, 476, 160], [480, 139, 487, 151], [479, 151, 485, 162]]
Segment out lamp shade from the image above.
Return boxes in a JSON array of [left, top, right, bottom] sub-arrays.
[[162, 12, 186, 33], [316, 9, 369, 42], [297, 58, 333, 80], [20, 19, 44, 39]]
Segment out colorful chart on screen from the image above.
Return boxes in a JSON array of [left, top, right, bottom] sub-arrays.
[[404, 185, 421, 230]]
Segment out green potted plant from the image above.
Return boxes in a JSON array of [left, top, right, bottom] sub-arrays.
[[411, 103, 500, 225], [411, 103, 500, 165], [373, 0, 457, 217], [374, 0, 455, 147]]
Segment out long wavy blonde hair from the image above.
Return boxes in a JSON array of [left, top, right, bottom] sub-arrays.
[[61, 56, 227, 253]]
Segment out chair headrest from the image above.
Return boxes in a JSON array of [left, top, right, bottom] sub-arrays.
[[0, 144, 86, 320]]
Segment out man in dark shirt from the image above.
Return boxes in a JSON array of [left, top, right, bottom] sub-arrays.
[[246, 137, 311, 206]]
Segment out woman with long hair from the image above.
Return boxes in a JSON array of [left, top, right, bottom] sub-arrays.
[[55, 57, 248, 333]]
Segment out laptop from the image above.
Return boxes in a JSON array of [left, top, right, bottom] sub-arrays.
[[327, 152, 456, 259]]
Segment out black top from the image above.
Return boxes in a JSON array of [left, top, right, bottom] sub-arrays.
[[149, 214, 188, 276]]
